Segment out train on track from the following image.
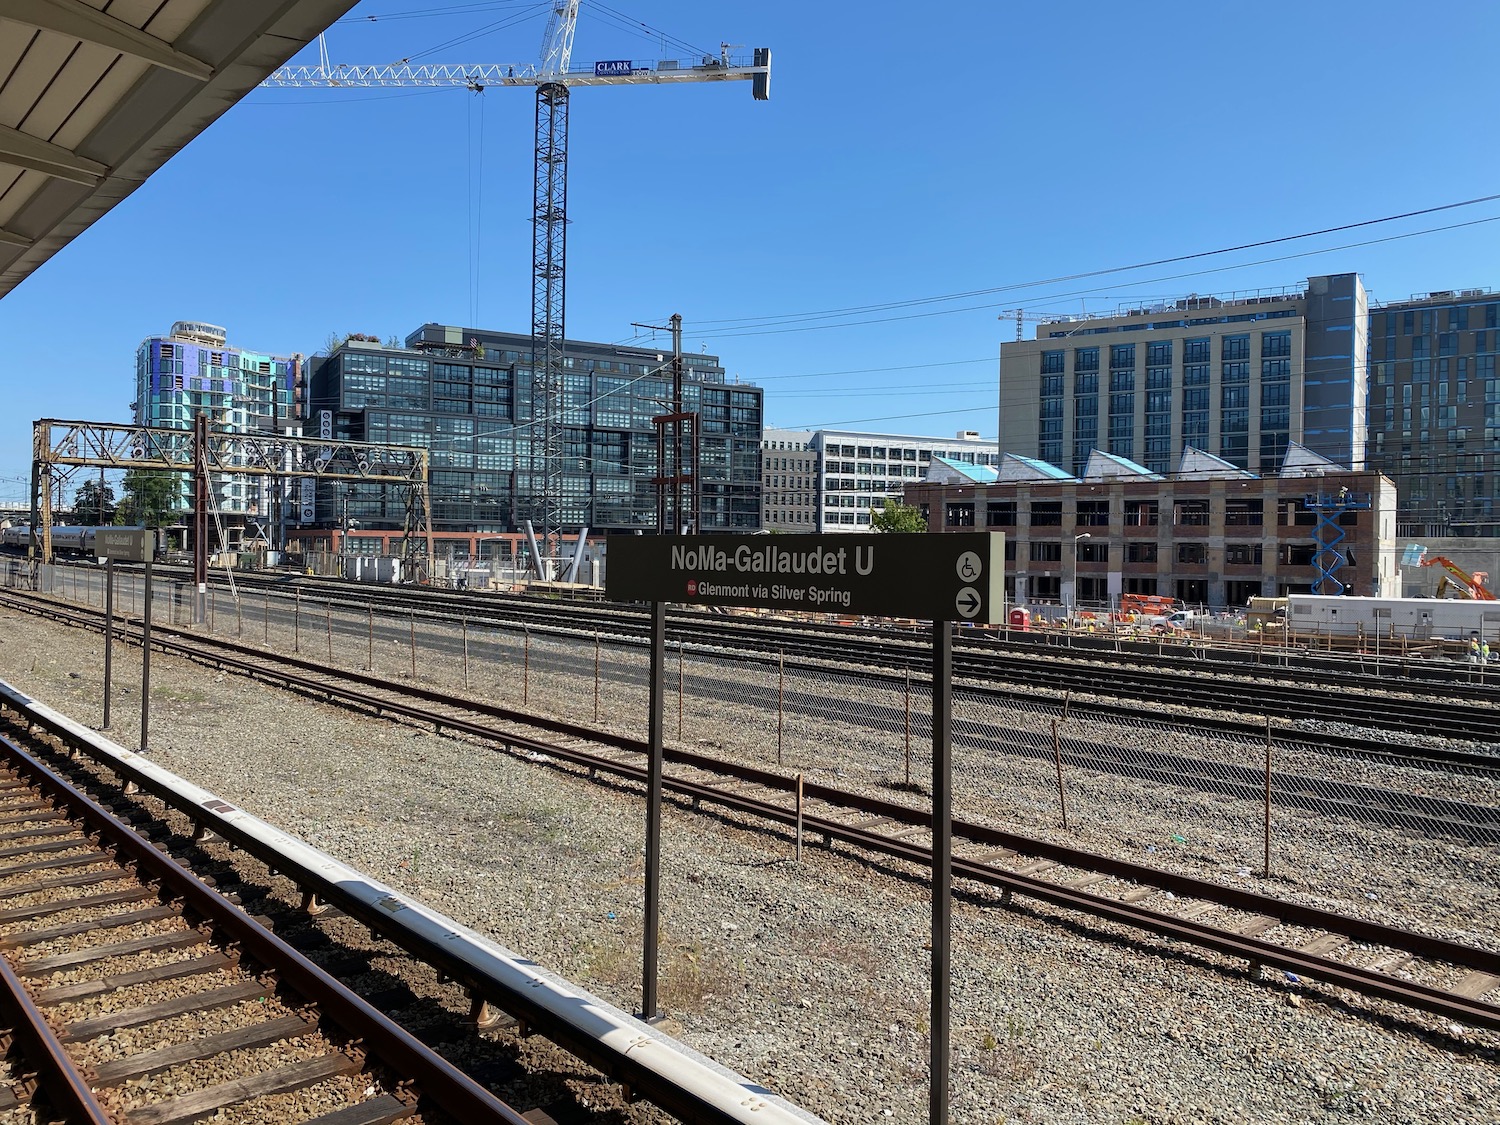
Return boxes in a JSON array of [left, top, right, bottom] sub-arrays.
[[0, 524, 155, 558]]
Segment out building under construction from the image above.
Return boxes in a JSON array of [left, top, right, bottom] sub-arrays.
[[309, 323, 764, 539]]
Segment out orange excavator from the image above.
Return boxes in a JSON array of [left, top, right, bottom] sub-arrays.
[[1419, 555, 1497, 601]]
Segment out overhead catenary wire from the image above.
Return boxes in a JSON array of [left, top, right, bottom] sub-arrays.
[[682, 194, 1500, 336]]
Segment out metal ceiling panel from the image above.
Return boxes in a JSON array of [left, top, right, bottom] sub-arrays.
[[0, 0, 360, 298]]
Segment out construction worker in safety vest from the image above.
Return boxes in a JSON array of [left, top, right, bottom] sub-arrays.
[[1469, 635, 1483, 662]]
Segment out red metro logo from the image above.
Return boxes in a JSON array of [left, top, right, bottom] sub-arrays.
[[687, 579, 698, 596]]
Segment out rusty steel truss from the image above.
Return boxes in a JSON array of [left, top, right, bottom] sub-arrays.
[[29, 418, 432, 570]]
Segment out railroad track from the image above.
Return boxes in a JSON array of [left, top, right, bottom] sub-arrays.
[[29, 561, 1500, 748], [5, 588, 1496, 1035], [0, 727, 525, 1125]]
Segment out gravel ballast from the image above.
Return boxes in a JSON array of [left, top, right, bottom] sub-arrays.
[[1, 603, 1496, 1125]]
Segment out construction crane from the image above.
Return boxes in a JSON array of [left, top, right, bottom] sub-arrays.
[[999, 309, 1075, 341], [263, 5, 770, 576], [1420, 554, 1497, 600]]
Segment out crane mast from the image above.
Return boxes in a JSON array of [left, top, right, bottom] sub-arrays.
[[264, 19, 768, 575]]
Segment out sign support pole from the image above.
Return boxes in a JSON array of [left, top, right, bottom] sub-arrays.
[[102, 558, 114, 729], [930, 620, 952, 1125], [640, 599, 666, 1021], [140, 560, 153, 754]]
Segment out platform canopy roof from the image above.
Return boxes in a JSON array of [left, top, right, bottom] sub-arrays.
[[0, 0, 358, 300]]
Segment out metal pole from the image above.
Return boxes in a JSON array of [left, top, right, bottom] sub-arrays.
[[795, 773, 804, 862], [209, 588, 215, 633], [367, 603, 374, 672], [1264, 716, 1273, 878], [904, 668, 912, 788], [777, 649, 785, 766], [593, 630, 600, 721], [294, 589, 301, 652], [642, 600, 666, 1020], [523, 626, 530, 705], [235, 595, 242, 638], [326, 601, 333, 662], [263, 592, 269, 643], [409, 610, 416, 679], [140, 561, 153, 754], [102, 558, 114, 729], [1052, 717, 1069, 830], [464, 618, 471, 691], [930, 620, 952, 1125]]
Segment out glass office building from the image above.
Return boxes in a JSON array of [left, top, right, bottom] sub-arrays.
[[309, 323, 763, 534]]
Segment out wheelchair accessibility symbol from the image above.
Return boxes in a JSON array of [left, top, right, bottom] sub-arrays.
[[955, 551, 982, 582]]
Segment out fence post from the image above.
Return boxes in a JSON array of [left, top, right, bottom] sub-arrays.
[[263, 592, 269, 643], [795, 773, 804, 862], [463, 618, 471, 691], [1051, 717, 1069, 830], [1263, 716, 1273, 878], [593, 631, 600, 721], [293, 589, 300, 652], [409, 610, 417, 679], [904, 668, 912, 788], [326, 601, 333, 662], [777, 649, 785, 767], [523, 626, 530, 705], [367, 603, 374, 672], [676, 641, 684, 739], [235, 596, 242, 638], [209, 589, 215, 633], [1062, 690, 1071, 722]]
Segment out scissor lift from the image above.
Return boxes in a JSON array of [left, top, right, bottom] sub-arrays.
[[1304, 489, 1371, 594]]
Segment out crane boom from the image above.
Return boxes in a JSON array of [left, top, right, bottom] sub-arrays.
[[262, 50, 771, 91], [262, 24, 770, 576]]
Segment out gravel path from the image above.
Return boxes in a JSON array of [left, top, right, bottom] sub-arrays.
[[1, 603, 1496, 1125]]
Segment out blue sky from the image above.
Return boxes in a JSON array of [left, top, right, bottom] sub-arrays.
[[4, 0, 1500, 505]]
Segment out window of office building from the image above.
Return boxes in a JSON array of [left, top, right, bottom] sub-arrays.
[[1077, 500, 1109, 526], [1175, 500, 1209, 526], [1222, 335, 1250, 362], [1042, 350, 1064, 374], [1177, 543, 1207, 564], [1110, 343, 1135, 370], [1030, 541, 1062, 562], [987, 500, 1017, 526], [1260, 331, 1291, 358], [1126, 542, 1157, 563], [1030, 501, 1063, 526]]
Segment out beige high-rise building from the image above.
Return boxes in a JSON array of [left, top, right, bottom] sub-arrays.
[[999, 274, 1369, 479]]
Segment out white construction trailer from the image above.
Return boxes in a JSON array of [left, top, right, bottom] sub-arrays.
[[1287, 594, 1500, 642]]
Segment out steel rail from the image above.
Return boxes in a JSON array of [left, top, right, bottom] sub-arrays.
[[0, 731, 531, 1125], [0, 952, 114, 1124], [3, 585, 1496, 779], [10, 604, 1495, 1035], [8, 588, 1500, 844], [15, 565, 1500, 744], [0, 696, 815, 1125]]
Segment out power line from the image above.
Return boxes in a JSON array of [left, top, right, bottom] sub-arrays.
[[684, 193, 1500, 336]]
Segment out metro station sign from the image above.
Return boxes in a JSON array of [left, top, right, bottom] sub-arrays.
[[606, 532, 1005, 623]]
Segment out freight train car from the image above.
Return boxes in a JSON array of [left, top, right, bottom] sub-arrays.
[[1287, 594, 1500, 642]]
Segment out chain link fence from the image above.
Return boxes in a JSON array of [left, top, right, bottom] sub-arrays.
[[8, 563, 1497, 947]]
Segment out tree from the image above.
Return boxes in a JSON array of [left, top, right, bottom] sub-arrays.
[[117, 470, 176, 528], [72, 479, 116, 525], [871, 499, 927, 533]]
